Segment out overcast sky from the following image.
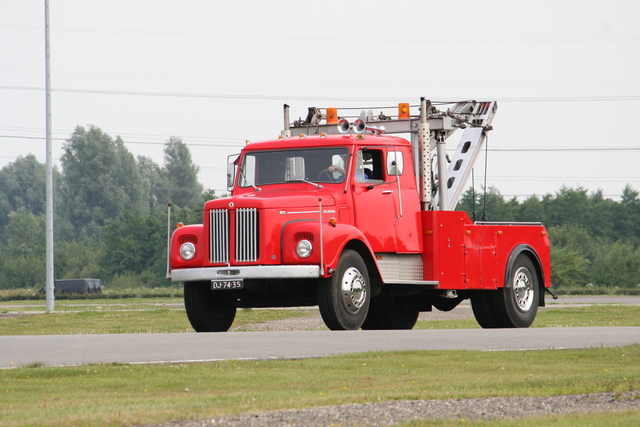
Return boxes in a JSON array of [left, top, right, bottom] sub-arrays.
[[2, 0, 639, 200]]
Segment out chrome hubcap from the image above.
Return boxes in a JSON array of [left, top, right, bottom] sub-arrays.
[[341, 267, 366, 314], [513, 266, 534, 311]]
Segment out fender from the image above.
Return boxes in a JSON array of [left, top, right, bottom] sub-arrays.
[[169, 224, 205, 269], [504, 243, 549, 307], [281, 220, 377, 277]]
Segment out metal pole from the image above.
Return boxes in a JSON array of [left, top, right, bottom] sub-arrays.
[[436, 133, 448, 211], [166, 203, 172, 279], [45, 0, 55, 311], [281, 104, 291, 138], [419, 97, 431, 211]]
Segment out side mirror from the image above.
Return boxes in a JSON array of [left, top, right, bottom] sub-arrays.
[[226, 155, 238, 190]]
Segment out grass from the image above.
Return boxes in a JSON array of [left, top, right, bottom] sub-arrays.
[[0, 288, 184, 302], [1, 301, 640, 335], [414, 304, 640, 329], [1, 345, 638, 427], [0, 303, 318, 335]]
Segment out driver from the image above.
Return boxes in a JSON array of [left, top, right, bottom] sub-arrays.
[[327, 154, 347, 182]]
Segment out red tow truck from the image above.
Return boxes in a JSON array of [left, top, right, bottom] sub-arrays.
[[168, 98, 552, 331]]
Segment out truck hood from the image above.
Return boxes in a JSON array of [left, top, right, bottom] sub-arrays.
[[205, 189, 336, 210]]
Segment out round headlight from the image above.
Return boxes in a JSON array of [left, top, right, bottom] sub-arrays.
[[296, 239, 312, 258], [180, 242, 196, 260]]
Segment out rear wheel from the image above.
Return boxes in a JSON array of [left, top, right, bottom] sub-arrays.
[[470, 291, 500, 328], [493, 255, 539, 328], [318, 250, 370, 330], [184, 281, 236, 332], [361, 294, 420, 330], [471, 254, 539, 328]]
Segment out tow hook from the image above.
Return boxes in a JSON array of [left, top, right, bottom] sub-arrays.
[[545, 287, 559, 300]]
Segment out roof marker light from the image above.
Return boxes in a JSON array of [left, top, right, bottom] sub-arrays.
[[299, 133, 307, 139]]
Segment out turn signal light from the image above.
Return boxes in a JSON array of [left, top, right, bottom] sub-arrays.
[[398, 103, 410, 119], [326, 108, 338, 124]]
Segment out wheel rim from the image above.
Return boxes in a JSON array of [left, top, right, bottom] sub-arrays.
[[341, 267, 367, 314], [512, 266, 534, 312]]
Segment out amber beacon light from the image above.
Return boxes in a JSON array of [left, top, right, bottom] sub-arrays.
[[326, 108, 338, 124], [398, 103, 410, 119]]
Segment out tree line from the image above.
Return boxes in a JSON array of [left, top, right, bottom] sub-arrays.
[[1, 126, 639, 292], [0, 125, 214, 289]]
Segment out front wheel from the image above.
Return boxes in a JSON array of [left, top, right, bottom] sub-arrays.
[[184, 282, 237, 332], [318, 250, 370, 330]]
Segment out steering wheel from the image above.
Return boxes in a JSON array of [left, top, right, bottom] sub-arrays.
[[318, 168, 343, 182]]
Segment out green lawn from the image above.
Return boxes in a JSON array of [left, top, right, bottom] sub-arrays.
[[1, 345, 638, 427], [2, 301, 640, 334]]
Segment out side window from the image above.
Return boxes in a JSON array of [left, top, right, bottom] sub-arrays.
[[240, 154, 256, 187], [387, 150, 404, 176], [355, 149, 383, 183]]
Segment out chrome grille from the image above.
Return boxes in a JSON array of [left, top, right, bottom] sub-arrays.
[[210, 209, 229, 263], [235, 208, 258, 262], [209, 208, 258, 264]]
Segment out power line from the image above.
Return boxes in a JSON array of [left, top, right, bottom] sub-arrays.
[[2, 84, 640, 103], [3, 24, 640, 43], [0, 134, 244, 148], [3, 133, 637, 153]]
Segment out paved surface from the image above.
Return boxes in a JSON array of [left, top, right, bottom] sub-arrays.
[[2, 326, 640, 368], [2, 295, 639, 368]]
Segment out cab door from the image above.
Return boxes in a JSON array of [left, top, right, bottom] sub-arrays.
[[351, 148, 398, 252]]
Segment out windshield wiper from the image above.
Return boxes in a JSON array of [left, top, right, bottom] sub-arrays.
[[290, 179, 323, 189], [240, 170, 261, 191]]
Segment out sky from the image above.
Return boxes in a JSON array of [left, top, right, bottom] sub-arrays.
[[1, 0, 639, 200]]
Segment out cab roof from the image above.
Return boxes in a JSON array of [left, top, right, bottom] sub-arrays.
[[242, 133, 412, 152]]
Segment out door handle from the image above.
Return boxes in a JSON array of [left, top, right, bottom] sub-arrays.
[[382, 190, 393, 194]]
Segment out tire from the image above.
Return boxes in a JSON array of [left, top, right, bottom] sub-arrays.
[[184, 281, 237, 332], [318, 250, 370, 330], [470, 290, 501, 328], [361, 303, 383, 330], [493, 254, 539, 328], [361, 295, 420, 330]]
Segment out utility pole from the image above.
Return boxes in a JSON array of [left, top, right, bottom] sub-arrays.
[[45, 0, 55, 311]]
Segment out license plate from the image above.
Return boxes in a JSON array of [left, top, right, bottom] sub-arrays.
[[211, 280, 243, 290]]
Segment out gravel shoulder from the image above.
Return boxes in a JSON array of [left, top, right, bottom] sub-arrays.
[[230, 305, 476, 332], [145, 391, 640, 426]]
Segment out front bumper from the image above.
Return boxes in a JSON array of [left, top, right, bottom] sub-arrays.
[[170, 265, 321, 283]]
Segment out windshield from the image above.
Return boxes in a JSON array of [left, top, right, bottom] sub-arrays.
[[239, 148, 349, 187]]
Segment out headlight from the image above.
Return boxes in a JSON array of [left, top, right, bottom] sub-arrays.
[[296, 240, 312, 258], [180, 242, 196, 260]]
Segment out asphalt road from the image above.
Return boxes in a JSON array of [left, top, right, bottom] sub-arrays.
[[1, 296, 639, 368], [1, 326, 639, 368]]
